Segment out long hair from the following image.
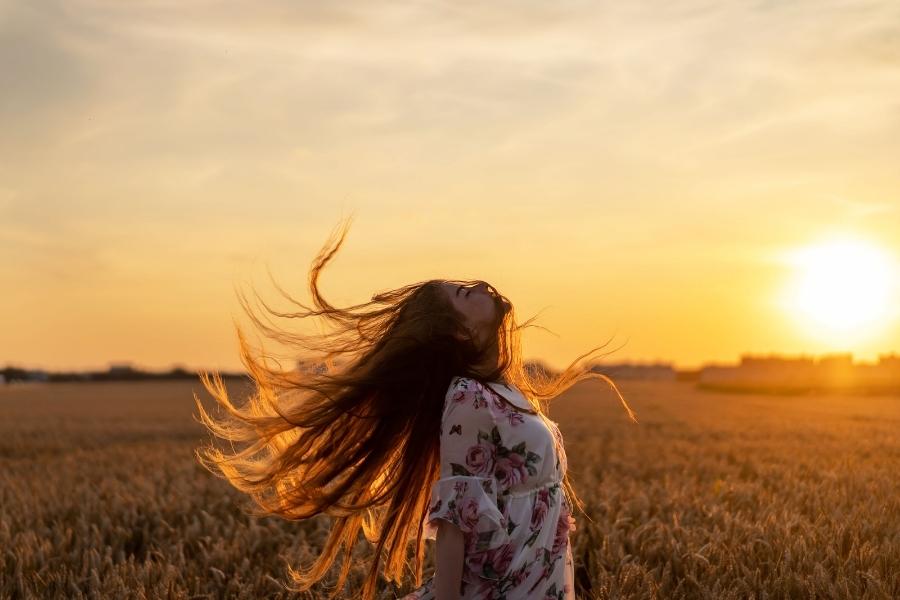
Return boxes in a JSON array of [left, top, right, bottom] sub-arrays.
[[193, 217, 637, 600]]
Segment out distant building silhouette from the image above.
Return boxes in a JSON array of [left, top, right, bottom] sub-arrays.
[[698, 352, 900, 394], [109, 362, 137, 376], [0, 367, 48, 383], [0, 362, 244, 383]]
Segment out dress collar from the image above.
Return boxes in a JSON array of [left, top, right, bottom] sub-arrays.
[[484, 380, 533, 411]]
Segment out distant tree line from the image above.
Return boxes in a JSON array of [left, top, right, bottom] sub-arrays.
[[0, 364, 247, 384], [2, 360, 561, 385]]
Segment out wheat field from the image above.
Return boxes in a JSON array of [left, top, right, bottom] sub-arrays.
[[1, 379, 897, 599]]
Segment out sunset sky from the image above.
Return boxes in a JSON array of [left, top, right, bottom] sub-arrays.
[[2, 0, 899, 373]]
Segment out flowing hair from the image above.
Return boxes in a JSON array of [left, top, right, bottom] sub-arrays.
[[193, 217, 637, 600]]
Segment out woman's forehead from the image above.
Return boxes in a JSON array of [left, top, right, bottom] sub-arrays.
[[438, 279, 467, 290], [432, 281, 458, 297]]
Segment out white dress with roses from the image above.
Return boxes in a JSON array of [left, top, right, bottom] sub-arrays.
[[402, 376, 576, 600]]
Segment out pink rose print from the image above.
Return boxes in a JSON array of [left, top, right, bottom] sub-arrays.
[[542, 582, 566, 600], [466, 547, 491, 574], [494, 452, 528, 490], [450, 389, 466, 403], [511, 561, 533, 587], [466, 543, 514, 581], [488, 543, 514, 575], [530, 488, 551, 531], [551, 510, 573, 555], [465, 442, 496, 476], [458, 496, 481, 531], [470, 578, 499, 599]]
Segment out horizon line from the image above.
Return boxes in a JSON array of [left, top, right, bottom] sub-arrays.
[[4, 349, 900, 376]]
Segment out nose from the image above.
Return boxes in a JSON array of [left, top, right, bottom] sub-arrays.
[[473, 281, 492, 296]]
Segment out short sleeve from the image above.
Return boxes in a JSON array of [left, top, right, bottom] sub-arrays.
[[423, 377, 510, 568]]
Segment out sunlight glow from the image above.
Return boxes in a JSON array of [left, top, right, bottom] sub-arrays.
[[779, 236, 899, 344]]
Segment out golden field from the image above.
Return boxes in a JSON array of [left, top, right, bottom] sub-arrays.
[[1, 379, 897, 599]]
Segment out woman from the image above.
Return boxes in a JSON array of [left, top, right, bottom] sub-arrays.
[[194, 218, 636, 600]]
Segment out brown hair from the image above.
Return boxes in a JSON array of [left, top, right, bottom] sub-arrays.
[[193, 216, 636, 599]]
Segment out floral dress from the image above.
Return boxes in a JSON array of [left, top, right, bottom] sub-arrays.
[[402, 376, 576, 600]]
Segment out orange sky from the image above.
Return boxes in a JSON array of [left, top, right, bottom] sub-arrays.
[[1, 1, 899, 373]]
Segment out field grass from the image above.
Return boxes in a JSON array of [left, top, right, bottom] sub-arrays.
[[1, 379, 898, 599]]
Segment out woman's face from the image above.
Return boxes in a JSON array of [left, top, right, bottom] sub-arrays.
[[440, 280, 505, 346]]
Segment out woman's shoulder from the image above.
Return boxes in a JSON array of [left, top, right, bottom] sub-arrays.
[[442, 376, 495, 422], [445, 375, 488, 405], [446, 376, 531, 410], [446, 374, 482, 395]]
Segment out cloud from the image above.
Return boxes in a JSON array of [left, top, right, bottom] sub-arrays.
[[2, 0, 898, 242], [0, 4, 86, 114], [831, 197, 898, 218]]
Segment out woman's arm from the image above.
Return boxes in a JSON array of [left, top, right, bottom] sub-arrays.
[[433, 520, 465, 600]]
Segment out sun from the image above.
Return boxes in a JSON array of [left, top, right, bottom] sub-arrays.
[[778, 236, 898, 343]]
